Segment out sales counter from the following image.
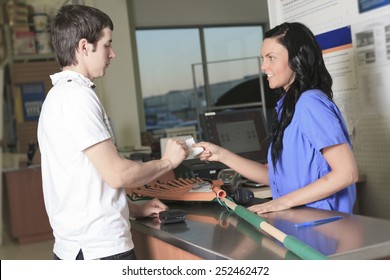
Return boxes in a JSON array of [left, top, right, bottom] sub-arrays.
[[130, 200, 390, 260]]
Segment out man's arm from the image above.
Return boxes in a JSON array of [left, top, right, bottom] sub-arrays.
[[84, 138, 188, 189]]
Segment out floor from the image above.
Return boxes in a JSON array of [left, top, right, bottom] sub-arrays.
[[0, 224, 54, 260]]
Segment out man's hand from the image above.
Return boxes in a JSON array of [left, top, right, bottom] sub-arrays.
[[130, 198, 168, 219], [161, 139, 189, 169]]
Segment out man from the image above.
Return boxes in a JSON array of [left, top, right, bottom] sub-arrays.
[[37, 4, 188, 260]]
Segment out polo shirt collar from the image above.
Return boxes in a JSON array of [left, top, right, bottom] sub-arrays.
[[50, 70, 96, 89]]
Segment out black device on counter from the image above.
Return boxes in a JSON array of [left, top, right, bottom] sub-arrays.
[[159, 209, 186, 224], [217, 168, 254, 205], [217, 168, 241, 193], [229, 188, 254, 205], [173, 158, 224, 180]]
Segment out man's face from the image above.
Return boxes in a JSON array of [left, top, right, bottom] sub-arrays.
[[85, 27, 115, 80]]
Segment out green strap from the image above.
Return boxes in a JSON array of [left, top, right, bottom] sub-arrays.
[[234, 205, 328, 260]]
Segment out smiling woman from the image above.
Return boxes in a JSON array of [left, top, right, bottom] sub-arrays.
[[261, 37, 295, 91]]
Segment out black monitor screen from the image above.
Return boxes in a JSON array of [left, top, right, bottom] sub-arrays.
[[199, 108, 269, 163]]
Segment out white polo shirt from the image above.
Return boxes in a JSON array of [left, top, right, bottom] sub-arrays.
[[38, 70, 134, 259]]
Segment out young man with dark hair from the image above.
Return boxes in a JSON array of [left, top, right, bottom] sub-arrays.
[[38, 4, 188, 260]]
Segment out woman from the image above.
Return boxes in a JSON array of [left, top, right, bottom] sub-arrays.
[[194, 22, 358, 215]]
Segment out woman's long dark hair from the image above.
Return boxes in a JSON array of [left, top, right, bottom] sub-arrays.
[[267, 22, 333, 170]]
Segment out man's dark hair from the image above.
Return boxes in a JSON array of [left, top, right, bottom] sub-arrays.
[[51, 4, 114, 67]]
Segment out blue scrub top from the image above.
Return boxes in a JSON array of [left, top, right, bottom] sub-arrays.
[[267, 89, 356, 213]]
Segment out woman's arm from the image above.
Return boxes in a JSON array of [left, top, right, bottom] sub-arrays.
[[248, 143, 358, 214], [194, 141, 269, 185]]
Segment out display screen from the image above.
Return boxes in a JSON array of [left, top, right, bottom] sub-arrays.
[[216, 120, 261, 154], [199, 108, 269, 163]]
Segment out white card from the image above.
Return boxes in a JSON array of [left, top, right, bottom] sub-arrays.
[[185, 138, 204, 159]]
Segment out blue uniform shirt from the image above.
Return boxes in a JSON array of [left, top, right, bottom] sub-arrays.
[[267, 89, 356, 213]]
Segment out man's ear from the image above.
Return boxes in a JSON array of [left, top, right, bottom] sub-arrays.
[[77, 38, 89, 55]]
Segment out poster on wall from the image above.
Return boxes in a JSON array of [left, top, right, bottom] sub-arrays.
[[358, 0, 390, 13], [279, 0, 357, 33], [353, 14, 390, 116], [20, 82, 46, 121], [315, 25, 357, 134]]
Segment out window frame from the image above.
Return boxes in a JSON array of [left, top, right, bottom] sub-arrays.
[[135, 23, 267, 133]]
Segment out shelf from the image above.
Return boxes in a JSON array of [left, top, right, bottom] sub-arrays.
[[2, 23, 55, 64], [11, 53, 56, 62]]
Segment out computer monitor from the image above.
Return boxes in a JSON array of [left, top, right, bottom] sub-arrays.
[[199, 108, 269, 163]]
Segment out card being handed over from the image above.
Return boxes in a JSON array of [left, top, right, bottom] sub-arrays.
[[185, 138, 204, 159]]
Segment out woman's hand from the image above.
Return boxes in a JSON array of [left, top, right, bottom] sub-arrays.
[[193, 141, 224, 162], [247, 198, 292, 215]]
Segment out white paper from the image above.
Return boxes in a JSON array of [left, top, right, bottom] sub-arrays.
[[185, 138, 204, 159]]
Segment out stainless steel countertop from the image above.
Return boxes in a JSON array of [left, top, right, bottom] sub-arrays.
[[130, 200, 390, 260]]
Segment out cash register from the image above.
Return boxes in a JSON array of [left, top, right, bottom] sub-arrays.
[[174, 107, 269, 180]]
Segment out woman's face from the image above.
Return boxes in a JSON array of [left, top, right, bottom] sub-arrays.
[[261, 38, 295, 91]]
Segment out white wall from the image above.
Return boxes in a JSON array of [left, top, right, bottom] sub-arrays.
[[93, 0, 140, 148], [132, 0, 269, 27]]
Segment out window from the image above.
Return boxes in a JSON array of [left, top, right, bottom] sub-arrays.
[[136, 25, 264, 137]]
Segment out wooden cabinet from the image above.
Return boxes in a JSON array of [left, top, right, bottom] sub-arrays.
[[2, 166, 53, 244]]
